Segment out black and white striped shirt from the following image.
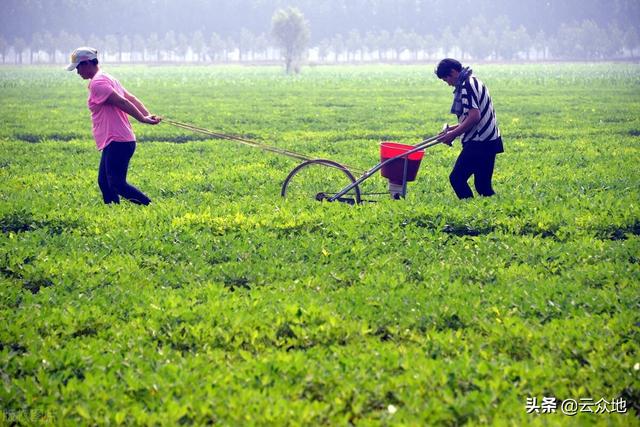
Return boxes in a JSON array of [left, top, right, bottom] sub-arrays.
[[459, 76, 501, 145]]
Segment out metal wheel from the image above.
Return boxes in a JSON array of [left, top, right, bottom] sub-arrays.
[[281, 159, 362, 204]]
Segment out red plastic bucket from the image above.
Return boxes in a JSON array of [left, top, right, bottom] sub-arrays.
[[380, 141, 425, 184]]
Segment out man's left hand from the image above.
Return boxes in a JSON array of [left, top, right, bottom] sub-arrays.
[[144, 115, 162, 125]]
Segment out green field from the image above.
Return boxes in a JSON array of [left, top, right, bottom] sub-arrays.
[[1, 64, 639, 425]]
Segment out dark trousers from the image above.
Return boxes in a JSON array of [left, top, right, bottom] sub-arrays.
[[449, 143, 497, 199], [98, 141, 151, 205]]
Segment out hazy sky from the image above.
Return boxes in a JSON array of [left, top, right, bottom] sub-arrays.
[[2, 0, 638, 42]]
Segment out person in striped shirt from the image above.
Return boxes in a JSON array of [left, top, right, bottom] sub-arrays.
[[435, 58, 504, 199]]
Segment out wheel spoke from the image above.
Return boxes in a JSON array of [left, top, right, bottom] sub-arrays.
[[281, 160, 361, 204]]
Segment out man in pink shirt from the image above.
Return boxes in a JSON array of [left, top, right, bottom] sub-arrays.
[[67, 47, 161, 205]]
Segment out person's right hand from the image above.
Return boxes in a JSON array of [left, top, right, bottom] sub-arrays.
[[437, 130, 455, 146]]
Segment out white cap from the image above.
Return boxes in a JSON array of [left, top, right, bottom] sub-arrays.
[[66, 47, 98, 71]]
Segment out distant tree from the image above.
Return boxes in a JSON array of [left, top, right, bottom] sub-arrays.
[[148, 33, 160, 62], [487, 30, 500, 60], [405, 31, 422, 61], [132, 34, 146, 61], [104, 34, 120, 61], [30, 32, 45, 63], [120, 35, 132, 62], [422, 34, 438, 60], [57, 31, 84, 63], [440, 27, 456, 58], [552, 21, 599, 59], [239, 28, 254, 61], [177, 33, 189, 62], [331, 34, 345, 62], [0, 36, 8, 64], [163, 31, 177, 62], [392, 29, 408, 60], [317, 39, 330, 62], [492, 15, 511, 59], [54, 31, 68, 63], [464, 17, 493, 60], [364, 31, 379, 61], [41, 31, 55, 63], [87, 34, 103, 52], [548, 25, 563, 59], [271, 7, 310, 74], [209, 33, 224, 61], [533, 30, 548, 60], [501, 26, 530, 60], [623, 27, 639, 58], [554, 20, 610, 60], [603, 23, 624, 58], [549, 24, 575, 58], [580, 20, 607, 59], [346, 30, 362, 62], [224, 36, 236, 62], [191, 31, 206, 62], [516, 26, 532, 60], [253, 33, 269, 61], [458, 25, 471, 59], [378, 30, 391, 60], [550, 24, 574, 59]]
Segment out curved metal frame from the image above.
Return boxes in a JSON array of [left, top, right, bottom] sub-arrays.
[[280, 159, 362, 204]]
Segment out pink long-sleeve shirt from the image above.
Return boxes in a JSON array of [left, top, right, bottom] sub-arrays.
[[88, 71, 136, 150]]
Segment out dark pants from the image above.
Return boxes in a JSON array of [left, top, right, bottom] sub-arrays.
[[449, 142, 498, 199], [98, 141, 151, 205]]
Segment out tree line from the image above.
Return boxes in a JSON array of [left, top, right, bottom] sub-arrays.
[[1, 17, 637, 66]]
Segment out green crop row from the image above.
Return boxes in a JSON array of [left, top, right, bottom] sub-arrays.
[[0, 64, 638, 425]]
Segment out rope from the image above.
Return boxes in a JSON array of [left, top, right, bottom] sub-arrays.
[[163, 118, 366, 175]]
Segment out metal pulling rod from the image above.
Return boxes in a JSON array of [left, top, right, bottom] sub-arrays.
[[163, 118, 367, 174]]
